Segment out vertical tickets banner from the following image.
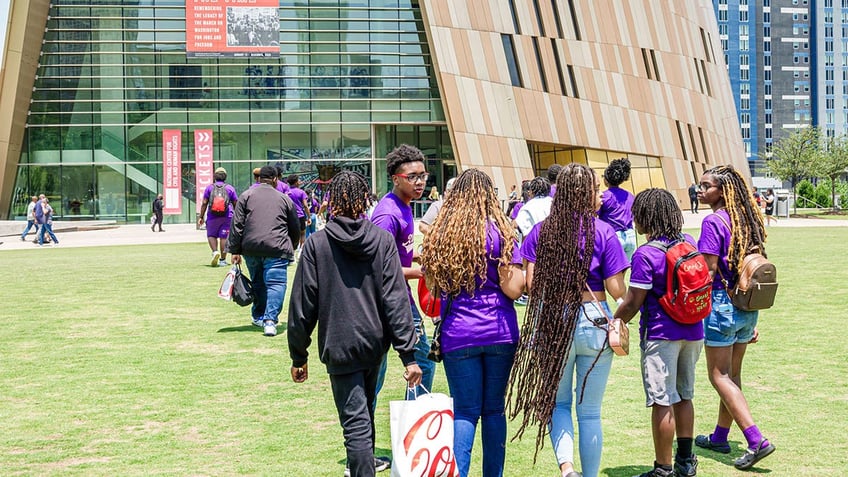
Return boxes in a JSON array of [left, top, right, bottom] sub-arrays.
[[162, 130, 183, 215], [194, 130, 215, 215], [186, 0, 280, 58]]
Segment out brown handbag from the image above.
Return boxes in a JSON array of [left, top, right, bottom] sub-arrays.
[[585, 284, 629, 356]]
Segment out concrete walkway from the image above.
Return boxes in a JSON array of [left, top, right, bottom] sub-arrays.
[[1, 210, 847, 251]]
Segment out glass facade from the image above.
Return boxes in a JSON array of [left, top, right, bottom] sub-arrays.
[[529, 143, 667, 192], [12, 0, 448, 222]]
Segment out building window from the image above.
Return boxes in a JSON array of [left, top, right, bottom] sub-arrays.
[[532, 37, 549, 93], [501, 34, 523, 88]]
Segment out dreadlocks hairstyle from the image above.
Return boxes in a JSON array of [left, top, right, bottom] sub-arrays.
[[603, 157, 631, 187], [420, 169, 514, 296], [327, 171, 371, 219], [386, 144, 426, 175], [506, 163, 597, 458], [703, 164, 767, 273], [632, 188, 684, 241], [546, 164, 563, 183], [527, 176, 551, 199]]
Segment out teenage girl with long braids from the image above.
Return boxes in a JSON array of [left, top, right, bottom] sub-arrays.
[[420, 168, 525, 477], [507, 164, 629, 477], [695, 164, 775, 470], [598, 158, 637, 260], [613, 189, 703, 477]]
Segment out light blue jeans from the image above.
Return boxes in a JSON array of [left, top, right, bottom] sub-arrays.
[[615, 228, 637, 261], [550, 302, 614, 477], [443, 343, 516, 477], [244, 256, 290, 324], [374, 305, 435, 405]]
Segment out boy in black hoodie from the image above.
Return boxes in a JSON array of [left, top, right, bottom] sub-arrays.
[[288, 171, 422, 477]]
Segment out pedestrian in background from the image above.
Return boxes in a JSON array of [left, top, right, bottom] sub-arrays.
[[198, 167, 238, 266], [151, 194, 164, 232], [20, 196, 40, 241]]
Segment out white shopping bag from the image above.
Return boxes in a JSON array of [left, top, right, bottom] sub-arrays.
[[217, 266, 236, 300], [389, 389, 459, 477]]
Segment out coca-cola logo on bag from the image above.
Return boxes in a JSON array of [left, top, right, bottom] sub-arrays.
[[401, 410, 458, 477]]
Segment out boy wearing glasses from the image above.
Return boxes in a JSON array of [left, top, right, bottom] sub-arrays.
[[370, 144, 436, 402]]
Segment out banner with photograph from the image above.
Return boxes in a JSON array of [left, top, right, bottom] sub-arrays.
[[163, 130, 183, 215], [186, 0, 280, 58], [194, 130, 215, 215]]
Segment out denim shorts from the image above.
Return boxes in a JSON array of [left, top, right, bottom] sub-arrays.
[[703, 289, 758, 347]]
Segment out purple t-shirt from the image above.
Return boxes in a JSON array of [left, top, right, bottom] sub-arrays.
[[510, 201, 524, 220], [275, 181, 290, 194], [697, 209, 735, 290], [549, 184, 557, 197], [287, 187, 308, 218], [371, 192, 415, 304], [630, 234, 705, 341], [441, 224, 523, 353], [598, 187, 634, 232], [203, 181, 238, 221], [521, 218, 630, 291]]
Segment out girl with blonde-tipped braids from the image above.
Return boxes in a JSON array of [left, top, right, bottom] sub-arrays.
[[507, 163, 629, 477], [420, 168, 525, 477], [695, 164, 775, 470]]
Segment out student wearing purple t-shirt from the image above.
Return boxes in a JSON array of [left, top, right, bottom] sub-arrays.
[[695, 165, 774, 470], [286, 174, 312, 255], [420, 169, 525, 477], [613, 189, 703, 477], [598, 158, 636, 260], [370, 144, 436, 399], [198, 167, 239, 267], [508, 164, 628, 477]]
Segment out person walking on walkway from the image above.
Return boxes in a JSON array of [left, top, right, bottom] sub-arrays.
[[228, 166, 300, 337], [688, 183, 699, 214], [20, 196, 40, 241], [198, 167, 238, 266], [151, 194, 164, 232], [695, 165, 775, 470], [288, 171, 422, 477], [37, 197, 59, 246]]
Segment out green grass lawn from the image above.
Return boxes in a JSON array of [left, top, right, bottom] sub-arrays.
[[1, 227, 847, 476]]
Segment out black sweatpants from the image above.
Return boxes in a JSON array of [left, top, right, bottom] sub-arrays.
[[329, 365, 380, 477]]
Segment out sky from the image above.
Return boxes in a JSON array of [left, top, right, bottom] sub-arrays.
[[0, 0, 8, 61]]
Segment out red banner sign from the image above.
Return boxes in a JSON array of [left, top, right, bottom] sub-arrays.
[[186, 0, 280, 58], [162, 130, 183, 215], [194, 129, 215, 215]]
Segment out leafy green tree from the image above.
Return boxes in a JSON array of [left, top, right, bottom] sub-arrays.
[[767, 127, 819, 215], [815, 134, 848, 211]]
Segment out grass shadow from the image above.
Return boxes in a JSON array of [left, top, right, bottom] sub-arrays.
[[334, 446, 394, 466], [694, 440, 774, 474], [216, 323, 288, 333], [603, 464, 653, 477]]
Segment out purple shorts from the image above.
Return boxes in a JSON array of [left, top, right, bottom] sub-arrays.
[[206, 215, 231, 239]]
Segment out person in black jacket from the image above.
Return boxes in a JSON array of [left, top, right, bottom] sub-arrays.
[[151, 194, 164, 232], [228, 165, 300, 337], [288, 171, 423, 477]]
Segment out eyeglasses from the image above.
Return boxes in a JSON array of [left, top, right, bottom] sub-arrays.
[[698, 183, 717, 191], [395, 173, 429, 184]]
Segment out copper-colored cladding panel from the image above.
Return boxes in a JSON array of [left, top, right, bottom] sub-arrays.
[[419, 0, 748, 202]]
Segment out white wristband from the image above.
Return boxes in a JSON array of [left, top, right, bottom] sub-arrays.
[[616, 297, 624, 306]]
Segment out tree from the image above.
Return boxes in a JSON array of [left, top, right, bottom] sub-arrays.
[[766, 127, 819, 215], [815, 134, 848, 212]]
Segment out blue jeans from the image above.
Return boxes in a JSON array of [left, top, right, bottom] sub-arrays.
[[550, 303, 614, 477], [38, 222, 58, 245], [21, 220, 38, 240], [244, 256, 290, 324], [374, 305, 435, 405], [443, 344, 516, 477], [615, 228, 637, 261], [305, 213, 317, 238]]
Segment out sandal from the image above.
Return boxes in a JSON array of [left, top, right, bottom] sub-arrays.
[[734, 439, 775, 470], [694, 434, 731, 454]]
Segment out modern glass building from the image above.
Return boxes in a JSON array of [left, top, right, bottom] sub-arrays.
[[0, 0, 749, 222]]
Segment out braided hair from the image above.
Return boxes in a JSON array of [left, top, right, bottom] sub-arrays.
[[507, 163, 597, 458], [632, 188, 683, 240], [603, 157, 631, 186], [386, 144, 425, 175], [527, 176, 551, 199], [703, 165, 767, 272], [421, 169, 514, 296], [327, 171, 371, 219]]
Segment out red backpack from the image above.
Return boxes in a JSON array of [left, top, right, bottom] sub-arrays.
[[646, 237, 712, 324], [210, 184, 230, 216]]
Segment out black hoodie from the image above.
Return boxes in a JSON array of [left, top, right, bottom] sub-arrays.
[[287, 216, 417, 374]]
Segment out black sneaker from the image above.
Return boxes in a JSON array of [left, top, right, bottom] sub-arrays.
[[633, 466, 674, 477], [734, 439, 775, 470], [674, 454, 698, 477], [694, 434, 731, 454], [344, 457, 391, 477]]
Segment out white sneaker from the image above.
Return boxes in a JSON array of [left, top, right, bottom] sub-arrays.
[[218, 259, 228, 267], [263, 320, 277, 337], [252, 318, 264, 327], [210, 251, 221, 266]]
